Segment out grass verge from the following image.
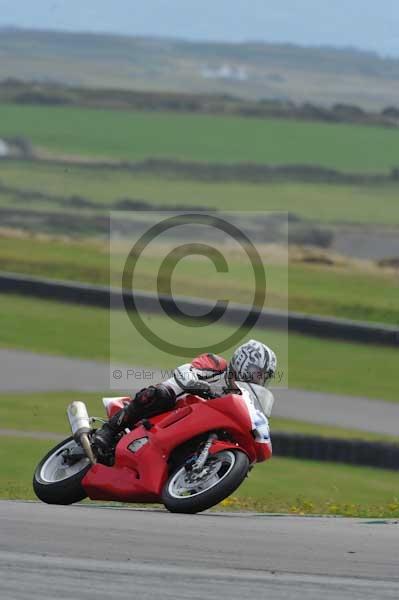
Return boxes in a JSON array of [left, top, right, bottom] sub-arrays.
[[0, 392, 105, 433], [2, 436, 399, 517], [227, 456, 399, 517], [0, 436, 55, 500], [1, 234, 398, 324]]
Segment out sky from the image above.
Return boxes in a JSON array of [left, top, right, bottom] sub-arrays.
[[1, 0, 399, 57]]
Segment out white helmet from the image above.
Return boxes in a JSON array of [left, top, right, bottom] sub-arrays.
[[230, 339, 277, 386]]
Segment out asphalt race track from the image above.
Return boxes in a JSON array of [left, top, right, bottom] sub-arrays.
[[1, 349, 398, 435], [0, 501, 398, 600]]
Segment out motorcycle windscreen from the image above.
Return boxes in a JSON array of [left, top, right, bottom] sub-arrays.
[[238, 382, 274, 417]]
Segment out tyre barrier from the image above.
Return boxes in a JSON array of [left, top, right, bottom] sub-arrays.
[[1, 271, 398, 346], [272, 432, 399, 471]]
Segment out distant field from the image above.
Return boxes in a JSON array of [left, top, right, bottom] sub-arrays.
[[4, 29, 399, 109], [2, 160, 399, 226], [1, 235, 398, 324], [2, 104, 399, 171], [0, 293, 398, 401]]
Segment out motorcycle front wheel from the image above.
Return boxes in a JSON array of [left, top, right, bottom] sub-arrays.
[[162, 449, 249, 514], [33, 436, 91, 505]]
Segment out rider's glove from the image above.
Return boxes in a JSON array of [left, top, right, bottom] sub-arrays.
[[184, 379, 214, 398], [174, 371, 216, 399], [124, 384, 176, 423], [135, 384, 176, 407]]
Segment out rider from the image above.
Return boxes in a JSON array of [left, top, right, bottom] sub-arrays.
[[94, 339, 277, 453]]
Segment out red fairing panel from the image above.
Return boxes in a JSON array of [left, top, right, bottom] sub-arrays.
[[82, 393, 270, 502], [207, 395, 272, 463], [81, 463, 160, 503], [254, 439, 272, 462], [82, 434, 168, 502]]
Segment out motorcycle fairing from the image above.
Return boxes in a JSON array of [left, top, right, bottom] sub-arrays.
[[82, 393, 271, 503]]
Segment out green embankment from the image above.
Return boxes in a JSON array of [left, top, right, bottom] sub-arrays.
[[0, 235, 398, 324], [0, 294, 398, 401], [2, 104, 399, 172]]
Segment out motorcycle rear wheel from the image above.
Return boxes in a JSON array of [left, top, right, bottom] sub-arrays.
[[162, 449, 249, 514], [33, 436, 91, 505]]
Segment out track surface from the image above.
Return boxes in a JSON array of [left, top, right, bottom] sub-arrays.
[[1, 349, 398, 434], [0, 501, 398, 599]]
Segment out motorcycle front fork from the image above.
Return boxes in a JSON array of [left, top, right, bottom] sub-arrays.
[[185, 433, 218, 473]]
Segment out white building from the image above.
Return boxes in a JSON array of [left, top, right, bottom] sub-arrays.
[[0, 139, 9, 157], [201, 64, 248, 82]]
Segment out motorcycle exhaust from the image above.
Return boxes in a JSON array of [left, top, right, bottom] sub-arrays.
[[67, 401, 96, 464]]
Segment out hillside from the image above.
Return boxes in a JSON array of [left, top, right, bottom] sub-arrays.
[[1, 28, 399, 108]]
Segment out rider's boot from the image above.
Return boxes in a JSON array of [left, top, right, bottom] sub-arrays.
[[94, 384, 176, 453], [94, 408, 129, 453]]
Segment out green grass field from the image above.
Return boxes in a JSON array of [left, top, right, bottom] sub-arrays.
[[2, 436, 399, 517], [2, 160, 399, 226], [2, 104, 399, 172], [1, 234, 398, 324], [0, 293, 398, 401]]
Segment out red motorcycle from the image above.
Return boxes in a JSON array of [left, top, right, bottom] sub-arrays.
[[33, 389, 272, 514]]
